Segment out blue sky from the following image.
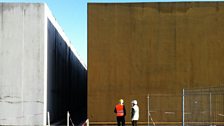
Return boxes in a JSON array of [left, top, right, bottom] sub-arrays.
[[1, 0, 224, 65]]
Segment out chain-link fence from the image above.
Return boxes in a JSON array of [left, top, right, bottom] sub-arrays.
[[147, 93, 182, 126], [183, 86, 224, 126], [144, 86, 224, 126]]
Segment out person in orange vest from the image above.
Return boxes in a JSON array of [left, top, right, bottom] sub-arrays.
[[114, 99, 126, 126]]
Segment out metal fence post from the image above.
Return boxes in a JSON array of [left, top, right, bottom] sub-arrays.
[[182, 89, 184, 126], [67, 111, 69, 126], [210, 92, 212, 126], [147, 94, 149, 126], [47, 112, 50, 126]]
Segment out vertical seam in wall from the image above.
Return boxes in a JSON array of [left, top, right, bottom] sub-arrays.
[[21, 7, 25, 121], [0, 4, 2, 92], [43, 4, 48, 125], [1, 4, 3, 31], [174, 6, 177, 87]]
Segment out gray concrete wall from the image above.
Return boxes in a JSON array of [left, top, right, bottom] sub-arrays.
[[0, 3, 45, 125], [47, 19, 87, 125], [68, 46, 87, 125], [0, 3, 87, 125]]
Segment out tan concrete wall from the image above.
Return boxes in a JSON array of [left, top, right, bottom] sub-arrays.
[[88, 2, 224, 123]]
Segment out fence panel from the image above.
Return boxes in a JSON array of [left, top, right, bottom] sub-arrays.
[[184, 87, 224, 126]]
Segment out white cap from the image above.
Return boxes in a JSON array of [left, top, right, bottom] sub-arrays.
[[132, 100, 137, 105]]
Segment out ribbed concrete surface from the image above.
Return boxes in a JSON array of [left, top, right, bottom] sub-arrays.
[[88, 2, 224, 123]]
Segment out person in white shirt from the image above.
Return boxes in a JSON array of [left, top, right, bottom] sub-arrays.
[[131, 100, 139, 126]]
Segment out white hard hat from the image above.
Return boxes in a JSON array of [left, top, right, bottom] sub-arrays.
[[132, 100, 137, 105]]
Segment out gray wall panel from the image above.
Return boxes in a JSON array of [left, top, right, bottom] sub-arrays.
[[47, 19, 87, 125], [0, 3, 87, 125], [0, 3, 45, 125]]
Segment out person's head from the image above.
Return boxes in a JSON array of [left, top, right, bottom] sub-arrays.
[[119, 99, 124, 104], [131, 100, 137, 105]]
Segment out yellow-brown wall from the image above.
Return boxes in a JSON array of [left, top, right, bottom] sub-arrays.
[[88, 2, 224, 123]]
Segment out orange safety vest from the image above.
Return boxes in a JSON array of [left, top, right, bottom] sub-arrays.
[[116, 104, 124, 116]]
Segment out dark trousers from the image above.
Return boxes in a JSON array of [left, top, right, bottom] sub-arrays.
[[132, 120, 137, 126], [116, 116, 125, 126]]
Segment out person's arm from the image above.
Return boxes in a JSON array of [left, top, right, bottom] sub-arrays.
[[114, 107, 117, 113], [131, 108, 135, 119], [123, 105, 126, 116]]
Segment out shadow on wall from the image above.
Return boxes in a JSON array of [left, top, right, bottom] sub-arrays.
[[47, 19, 87, 125]]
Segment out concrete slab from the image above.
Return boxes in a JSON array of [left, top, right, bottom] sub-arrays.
[[0, 3, 87, 125]]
